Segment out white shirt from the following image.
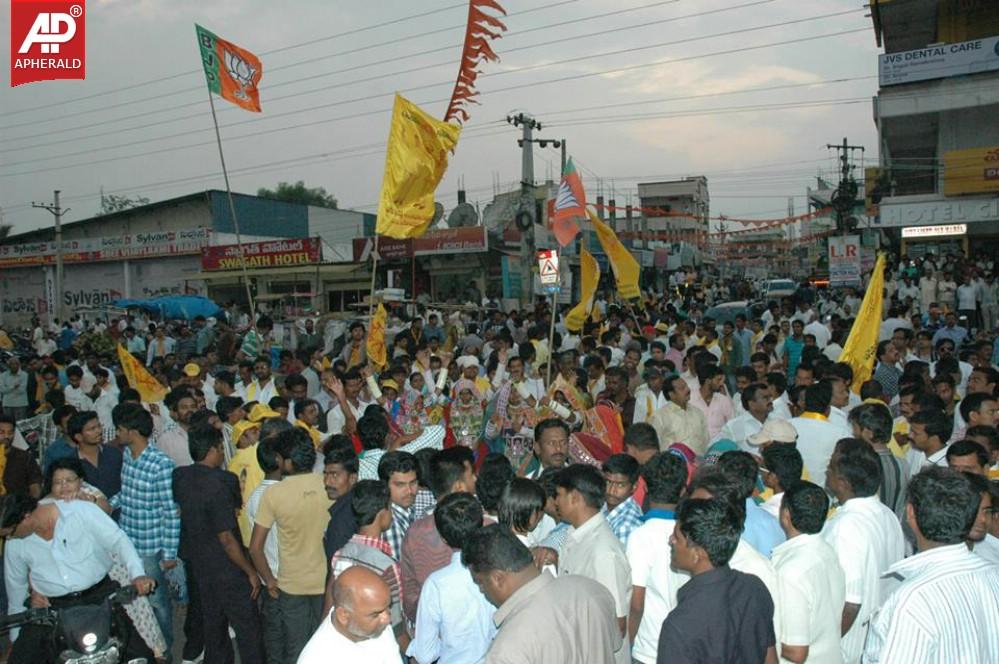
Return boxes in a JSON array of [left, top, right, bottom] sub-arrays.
[[823, 343, 843, 362], [717, 412, 769, 451], [864, 543, 999, 664], [821, 495, 905, 664], [296, 613, 400, 664], [804, 321, 831, 349], [247, 478, 281, 576], [789, 415, 851, 490], [631, 386, 668, 425], [729, 539, 782, 647], [956, 284, 978, 310], [64, 385, 94, 411], [760, 492, 783, 518], [878, 317, 912, 342], [244, 378, 278, 407], [358, 425, 446, 480], [626, 514, 688, 664], [771, 534, 846, 664], [326, 397, 375, 437]]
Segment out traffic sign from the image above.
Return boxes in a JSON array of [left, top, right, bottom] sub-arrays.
[[538, 249, 559, 285]]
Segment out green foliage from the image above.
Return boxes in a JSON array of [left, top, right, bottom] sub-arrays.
[[100, 193, 150, 214], [257, 181, 338, 209]]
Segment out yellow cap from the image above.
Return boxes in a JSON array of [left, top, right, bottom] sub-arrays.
[[247, 403, 282, 422], [182, 363, 201, 377], [232, 420, 260, 445], [380, 378, 400, 391]]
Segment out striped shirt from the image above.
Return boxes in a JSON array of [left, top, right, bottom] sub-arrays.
[[331, 534, 404, 630], [865, 543, 999, 664], [385, 502, 413, 562], [358, 425, 446, 480], [110, 443, 181, 560], [604, 497, 643, 547]]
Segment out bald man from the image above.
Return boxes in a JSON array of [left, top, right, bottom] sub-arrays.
[[297, 566, 400, 663]]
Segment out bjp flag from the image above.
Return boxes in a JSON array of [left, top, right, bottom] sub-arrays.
[[839, 253, 886, 393], [116, 344, 168, 404], [196, 24, 263, 112], [565, 249, 599, 332], [588, 209, 641, 301], [367, 304, 388, 369], [376, 94, 462, 239], [550, 158, 586, 247]]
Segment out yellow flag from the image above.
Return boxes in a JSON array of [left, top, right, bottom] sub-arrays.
[[588, 209, 641, 300], [376, 94, 462, 239], [116, 344, 168, 403], [565, 249, 599, 332], [839, 253, 886, 394], [367, 304, 388, 369]]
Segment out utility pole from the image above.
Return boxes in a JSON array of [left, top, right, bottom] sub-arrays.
[[508, 112, 541, 306], [826, 137, 865, 236], [32, 190, 67, 323]]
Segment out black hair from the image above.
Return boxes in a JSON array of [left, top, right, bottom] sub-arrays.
[[696, 363, 723, 385], [428, 447, 475, 498], [0, 494, 38, 531], [66, 410, 99, 443], [215, 396, 244, 422], [117, 388, 140, 404], [624, 422, 660, 451], [831, 438, 882, 497], [909, 408, 953, 444], [534, 417, 569, 442], [256, 438, 282, 474], [324, 447, 360, 476], [907, 467, 980, 544], [259, 417, 293, 442], [293, 398, 319, 420], [966, 425, 999, 453], [960, 392, 996, 424], [765, 371, 787, 395], [716, 451, 759, 501], [66, 365, 83, 379], [358, 411, 390, 452], [860, 380, 886, 401], [351, 479, 390, 527], [761, 443, 803, 492], [111, 402, 153, 437], [641, 452, 688, 504], [284, 374, 308, 392], [803, 381, 832, 413], [434, 492, 484, 550], [946, 439, 989, 468], [498, 478, 547, 533], [51, 404, 78, 429], [781, 480, 829, 534], [476, 453, 515, 513], [188, 423, 223, 462], [461, 523, 534, 574], [214, 371, 236, 389], [740, 383, 769, 411], [826, 362, 854, 384], [537, 466, 561, 498], [675, 498, 741, 567], [848, 402, 894, 445], [377, 450, 418, 483], [165, 386, 195, 411], [602, 453, 639, 484], [275, 427, 316, 473], [553, 463, 606, 510], [268, 397, 288, 412], [734, 366, 757, 384], [43, 456, 87, 496], [687, 466, 745, 524], [322, 434, 355, 459]]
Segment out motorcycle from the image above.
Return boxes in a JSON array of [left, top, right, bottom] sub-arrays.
[[0, 585, 147, 664]]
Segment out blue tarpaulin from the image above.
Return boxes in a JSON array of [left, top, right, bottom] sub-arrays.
[[113, 295, 222, 320]]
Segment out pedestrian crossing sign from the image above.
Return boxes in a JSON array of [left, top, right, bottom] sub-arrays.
[[538, 250, 559, 285]]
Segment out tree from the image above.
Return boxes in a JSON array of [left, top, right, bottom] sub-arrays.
[[257, 180, 338, 209], [100, 193, 150, 214]]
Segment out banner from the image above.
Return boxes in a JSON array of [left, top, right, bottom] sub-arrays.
[[202, 238, 321, 270], [943, 146, 999, 196], [376, 94, 462, 239], [839, 253, 886, 394], [352, 227, 487, 262], [588, 210, 641, 300], [565, 249, 599, 332], [366, 303, 388, 369], [0, 229, 211, 268], [117, 344, 168, 403], [879, 36, 999, 87], [196, 24, 263, 112], [828, 235, 862, 288]]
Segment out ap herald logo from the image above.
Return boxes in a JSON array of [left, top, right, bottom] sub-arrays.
[[10, 0, 86, 87]]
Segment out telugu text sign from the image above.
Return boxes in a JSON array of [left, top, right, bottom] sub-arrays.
[[201, 237, 321, 270], [352, 226, 487, 262]]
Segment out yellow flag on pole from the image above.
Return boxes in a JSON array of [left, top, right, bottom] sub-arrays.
[[375, 94, 462, 239], [565, 249, 600, 332], [116, 344, 168, 403], [367, 304, 388, 369], [588, 209, 641, 301], [839, 253, 886, 394]]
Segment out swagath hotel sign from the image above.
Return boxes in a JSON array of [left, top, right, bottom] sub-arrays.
[[201, 237, 322, 270]]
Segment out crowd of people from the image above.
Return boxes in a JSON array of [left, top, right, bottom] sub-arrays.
[[0, 250, 997, 664]]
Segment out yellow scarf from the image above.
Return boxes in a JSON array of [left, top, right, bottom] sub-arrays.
[[800, 411, 828, 422]]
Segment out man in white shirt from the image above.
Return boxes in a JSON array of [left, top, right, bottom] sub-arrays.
[[864, 467, 999, 664], [906, 408, 953, 472], [822, 439, 905, 664], [325, 369, 374, 437], [631, 366, 668, 426], [626, 453, 690, 664], [297, 566, 400, 664], [956, 275, 979, 331], [650, 375, 708, 455], [243, 356, 278, 406], [789, 382, 850, 489], [718, 382, 772, 450], [772, 481, 846, 664], [897, 275, 920, 308], [803, 314, 830, 349], [879, 305, 913, 342], [759, 441, 803, 518], [555, 464, 632, 664]]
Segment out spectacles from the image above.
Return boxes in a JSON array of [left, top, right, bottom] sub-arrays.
[[52, 477, 81, 486]]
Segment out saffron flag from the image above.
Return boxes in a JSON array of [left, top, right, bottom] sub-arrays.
[[116, 344, 168, 404], [376, 94, 462, 239], [588, 209, 641, 301], [839, 253, 886, 394], [551, 158, 585, 247], [196, 24, 263, 113], [367, 304, 388, 369], [565, 249, 600, 332]]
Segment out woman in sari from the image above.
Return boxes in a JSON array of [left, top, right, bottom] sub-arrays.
[[446, 378, 488, 460], [484, 382, 539, 471]]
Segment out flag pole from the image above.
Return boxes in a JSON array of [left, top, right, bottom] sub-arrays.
[[206, 88, 257, 327], [368, 234, 380, 317], [546, 291, 558, 388]]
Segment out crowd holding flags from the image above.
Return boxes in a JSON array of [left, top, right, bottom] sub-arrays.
[[839, 252, 887, 393], [116, 344, 167, 403]]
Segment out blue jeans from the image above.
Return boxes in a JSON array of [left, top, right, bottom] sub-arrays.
[[141, 552, 175, 655]]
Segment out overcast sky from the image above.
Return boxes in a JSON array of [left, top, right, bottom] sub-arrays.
[[0, 0, 880, 236]]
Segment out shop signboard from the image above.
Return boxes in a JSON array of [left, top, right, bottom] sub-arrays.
[[942, 146, 999, 196], [0, 228, 211, 268], [879, 197, 999, 228], [879, 35, 999, 86], [901, 224, 967, 239], [201, 237, 321, 270], [828, 235, 862, 288], [352, 227, 487, 262]]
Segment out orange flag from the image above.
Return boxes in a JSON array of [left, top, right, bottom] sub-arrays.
[[196, 24, 263, 112], [116, 344, 168, 403]]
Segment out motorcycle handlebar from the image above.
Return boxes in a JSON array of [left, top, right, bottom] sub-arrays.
[[0, 584, 139, 633]]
